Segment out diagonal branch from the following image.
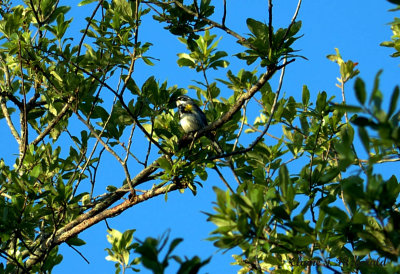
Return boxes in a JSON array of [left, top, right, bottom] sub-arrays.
[[209, 59, 293, 160], [30, 97, 73, 147], [23, 159, 161, 270], [54, 182, 180, 244], [0, 58, 22, 144], [0, 98, 21, 145], [74, 109, 135, 191], [194, 60, 294, 145]]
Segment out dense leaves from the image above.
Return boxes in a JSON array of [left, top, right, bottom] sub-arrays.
[[0, 0, 399, 273]]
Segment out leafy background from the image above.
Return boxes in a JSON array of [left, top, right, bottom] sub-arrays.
[[0, 0, 398, 273]]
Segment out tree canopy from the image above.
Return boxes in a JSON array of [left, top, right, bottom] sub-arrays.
[[0, 0, 400, 273]]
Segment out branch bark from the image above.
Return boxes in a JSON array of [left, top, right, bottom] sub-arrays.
[[23, 159, 161, 270]]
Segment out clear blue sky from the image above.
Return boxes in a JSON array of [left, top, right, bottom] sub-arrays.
[[1, 1, 399, 273]]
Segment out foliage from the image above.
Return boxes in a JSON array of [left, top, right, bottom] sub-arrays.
[[0, 0, 399, 273], [105, 229, 140, 274], [104, 229, 210, 274]]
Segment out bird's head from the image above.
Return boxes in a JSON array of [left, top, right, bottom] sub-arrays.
[[176, 95, 198, 113], [176, 95, 195, 107]]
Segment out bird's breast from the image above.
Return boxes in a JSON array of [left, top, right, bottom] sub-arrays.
[[180, 113, 204, 133]]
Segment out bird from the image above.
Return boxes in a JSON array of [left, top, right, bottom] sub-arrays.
[[176, 95, 208, 134], [176, 95, 225, 153], [176, 95, 239, 190]]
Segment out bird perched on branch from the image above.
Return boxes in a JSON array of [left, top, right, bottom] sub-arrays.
[[176, 95, 223, 153], [176, 95, 208, 134], [176, 95, 239, 189]]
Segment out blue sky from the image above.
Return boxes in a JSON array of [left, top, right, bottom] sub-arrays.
[[1, 1, 400, 273]]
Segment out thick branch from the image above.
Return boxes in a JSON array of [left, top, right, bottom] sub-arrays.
[[0, 98, 21, 144], [23, 159, 160, 270], [55, 182, 180, 244]]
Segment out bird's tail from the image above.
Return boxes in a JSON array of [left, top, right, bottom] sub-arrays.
[[206, 132, 224, 155]]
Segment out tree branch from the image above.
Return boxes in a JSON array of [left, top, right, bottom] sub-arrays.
[[0, 98, 21, 144], [30, 98, 72, 147], [23, 159, 160, 270]]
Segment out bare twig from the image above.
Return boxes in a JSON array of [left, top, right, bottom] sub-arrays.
[[73, 97, 118, 196], [77, 0, 103, 60], [277, 0, 302, 50], [18, 40, 28, 163], [213, 166, 234, 193], [144, 118, 154, 167], [67, 243, 90, 264], [74, 110, 134, 191], [124, 123, 136, 168], [222, 0, 227, 27], [232, 99, 249, 152], [268, 0, 273, 50]]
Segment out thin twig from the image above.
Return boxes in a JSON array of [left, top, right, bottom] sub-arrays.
[[222, 0, 227, 27], [278, 0, 302, 50], [124, 123, 136, 168], [76, 0, 103, 60], [0, 98, 20, 144], [67, 243, 90, 264], [232, 99, 249, 152], [213, 166, 234, 193], [144, 118, 154, 167], [73, 96, 118, 196], [268, 0, 273, 50], [74, 110, 134, 191]]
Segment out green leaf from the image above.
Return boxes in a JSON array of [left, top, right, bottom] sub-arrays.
[[358, 127, 370, 152], [78, 0, 97, 6], [142, 57, 155, 66], [66, 236, 86, 246], [387, 0, 400, 4], [332, 104, 364, 113], [316, 91, 327, 113], [30, 165, 42, 178], [157, 157, 172, 172], [272, 205, 290, 220], [246, 18, 268, 40], [354, 77, 366, 105], [113, 0, 135, 23], [369, 70, 383, 107], [302, 85, 310, 106], [177, 53, 196, 68], [352, 117, 376, 127], [388, 86, 399, 118], [322, 206, 349, 222]]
